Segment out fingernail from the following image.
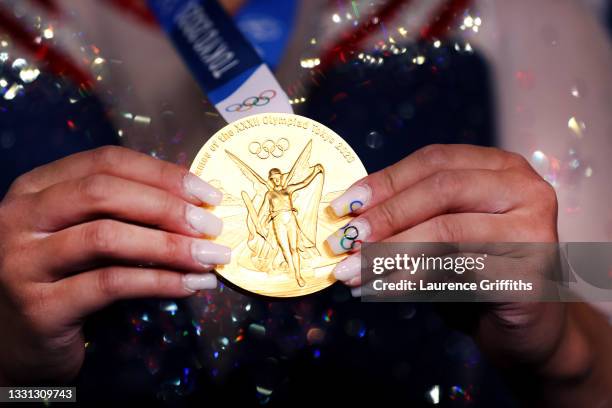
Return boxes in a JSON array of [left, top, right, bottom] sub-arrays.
[[333, 255, 361, 281], [191, 240, 231, 266], [183, 273, 217, 291], [330, 184, 372, 217], [351, 287, 362, 298], [184, 173, 223, 206], [326, 219, 371, 255], [186, 204, 223, 236]]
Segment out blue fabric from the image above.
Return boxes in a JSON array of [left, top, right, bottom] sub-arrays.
[[148, 0, 264, 104], [234, 0, 297, 69]]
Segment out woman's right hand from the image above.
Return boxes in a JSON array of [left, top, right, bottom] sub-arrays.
[[0, 146, 231, 384]]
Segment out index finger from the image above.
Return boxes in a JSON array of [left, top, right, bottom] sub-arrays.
[[329, 144, 526, 217], [9, 146, 222, 206]]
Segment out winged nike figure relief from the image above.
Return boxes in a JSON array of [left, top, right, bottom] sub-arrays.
[[225, 140, 325, 287]]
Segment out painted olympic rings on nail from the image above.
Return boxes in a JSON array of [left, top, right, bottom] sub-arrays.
[[339, 223, 362, 250], [349, 200, 364, 212], [225, 89, 277, 112]]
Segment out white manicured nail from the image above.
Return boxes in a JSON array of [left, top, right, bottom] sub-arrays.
[[326, 219, 371, 255], [191, 240, 231, 266], [330, 184, 372, 217], [186, 204, 223, 236], [333, 255, 361, 281], [351, 287, 362, 298], [184, 173, 223, 206], [183, 273, 217, 291]]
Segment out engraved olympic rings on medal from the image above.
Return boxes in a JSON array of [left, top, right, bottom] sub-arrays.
[[249, 138, 290, 159], [225, 89, 277, 112]]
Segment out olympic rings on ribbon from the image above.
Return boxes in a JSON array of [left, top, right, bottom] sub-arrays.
[[225, 89, 277, 112], [249, 138, 290, 159], [339, 224, 362, 251]]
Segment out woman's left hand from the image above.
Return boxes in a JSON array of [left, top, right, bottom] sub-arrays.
[[326, 144, 558, 255], [325, 144, 568, 369]]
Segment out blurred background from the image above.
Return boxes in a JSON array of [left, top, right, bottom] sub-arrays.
[[0, 0, 610, 405]]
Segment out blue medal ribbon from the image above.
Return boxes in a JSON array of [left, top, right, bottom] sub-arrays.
[[148, 0, 293, 122], [234, 0, 297, 70]]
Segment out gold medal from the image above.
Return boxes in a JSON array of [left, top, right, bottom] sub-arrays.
[[190, 113, 367, 297]]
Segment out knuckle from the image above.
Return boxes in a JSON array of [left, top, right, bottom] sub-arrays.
[[417, 144, 450, 168], [160, 193, 181, 222], [96, 267, 123, 299], [7, 173, 33, 196], [77, 174, 113, 202], [159, 160, 186, 192], [432, 171, 462, 200], [152, 271, 166, 292], [504, 151, 531, 169], [432, 216, 461, 242], [90, 146, 125, 172], [83, 220, 119, 254], [161, 232, 183, 261], [375, 202, 397, 234], [379, 167, 400, 196], [536, 180, 558, 213]]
